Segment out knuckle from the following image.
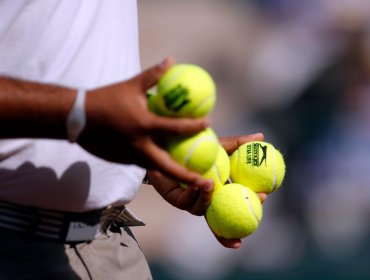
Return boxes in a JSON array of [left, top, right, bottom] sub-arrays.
[[136, 116, 152, 132], [192, 209, 204, 216], [146, 66, 161, 81]]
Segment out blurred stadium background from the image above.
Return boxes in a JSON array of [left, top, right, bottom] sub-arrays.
[[130, 1, 370, 279]]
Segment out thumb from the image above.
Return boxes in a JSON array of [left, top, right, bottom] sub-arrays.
[[136, 57, 175, 90]]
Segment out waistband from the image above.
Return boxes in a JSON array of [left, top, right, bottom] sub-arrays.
[[0, 201, 145, 243]]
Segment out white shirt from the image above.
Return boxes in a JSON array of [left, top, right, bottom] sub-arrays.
[[0, 0, 145, 212]]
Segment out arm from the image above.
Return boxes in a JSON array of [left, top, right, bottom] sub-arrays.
[[0, 77, 75, 139], [0, 58, 210, 186]]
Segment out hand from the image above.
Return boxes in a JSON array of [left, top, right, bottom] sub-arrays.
[[219, 132, 265, 155], [78, 57, 210, 186], [213, 132, 268, 249], [147, 170, 214, 216]]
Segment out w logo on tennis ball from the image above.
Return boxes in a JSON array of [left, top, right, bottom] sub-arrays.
[[163, 85, 190, 112], [247, 143, 267, 166]]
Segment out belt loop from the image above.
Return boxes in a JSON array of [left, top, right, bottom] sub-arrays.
[[29, 208, 41, 236], [59, 214, 74, 243]]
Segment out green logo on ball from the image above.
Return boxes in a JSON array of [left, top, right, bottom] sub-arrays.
[[163, 85, 190, 112], [246, 143, 267, 166]]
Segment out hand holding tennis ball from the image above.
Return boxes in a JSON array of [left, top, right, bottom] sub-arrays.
[[180, 144, 230, 189], [147, 63, 219, 175], [206, 183, 263, 239], [230, 141, 286, 193], [154, 64, 216, 118]]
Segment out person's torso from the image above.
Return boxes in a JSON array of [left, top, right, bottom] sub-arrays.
[[0, 0, 145, 212]]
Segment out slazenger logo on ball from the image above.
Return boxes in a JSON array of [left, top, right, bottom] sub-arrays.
[[163, 85, 190, 112], [246, 143, 268, 167]]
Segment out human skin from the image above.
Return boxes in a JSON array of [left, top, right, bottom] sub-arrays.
[[0, 57, 211, 188], [148, 133, 267, 249]]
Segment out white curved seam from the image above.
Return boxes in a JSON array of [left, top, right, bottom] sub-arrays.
[[161, 67, 187, 90], [243, 189, 260, 223], [184, 135, 216, 166], [272, 149, 277, 191], [192, 93, 215, 114]]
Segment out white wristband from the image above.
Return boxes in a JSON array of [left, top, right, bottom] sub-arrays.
[[66, 89, 87, 142]]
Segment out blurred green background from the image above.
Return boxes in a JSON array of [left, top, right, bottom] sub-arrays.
[[131, 1, 370, 279]]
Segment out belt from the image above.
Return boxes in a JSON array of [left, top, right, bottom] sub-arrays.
[[0, 201, 145, 243]]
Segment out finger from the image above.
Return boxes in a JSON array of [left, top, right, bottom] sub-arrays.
[[146, 170, 161, 182], [187, 179, 214, 216], [140, 140, 207, 186], [133, 57, 175, 91], [149, 114, 210, 139], [146, 170, 166, 189], [215, 236, 242, 249], [220, 133, 265, 155], [257, 193, 268, 204], [172, 185, 200, 210], [204, 216, 242, 248]]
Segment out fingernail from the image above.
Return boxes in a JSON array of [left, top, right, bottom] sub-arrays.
[[232, 242, 242, 249], [203, 117, 211, 127], [160, 57, 172, 69], [203, 180, 214, 192], [192, 179, 205, 191], [251, 132, 263, 137], [159, 58, 168, 68]]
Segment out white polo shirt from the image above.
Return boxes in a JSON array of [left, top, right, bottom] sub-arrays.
[[0, 0, 146, 212]]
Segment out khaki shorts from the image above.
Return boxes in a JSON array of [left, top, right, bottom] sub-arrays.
[[0, 225, 152, 280]]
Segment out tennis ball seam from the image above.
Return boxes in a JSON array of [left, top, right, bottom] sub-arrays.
[[243, 189, 260, 224], [160, 67, 187, 91], [231, 141, 286, 193], [214, 164, 222, 185], [192, 94, 215, 115], [271, 148, 277, 192], [183, 134, 217, 168]]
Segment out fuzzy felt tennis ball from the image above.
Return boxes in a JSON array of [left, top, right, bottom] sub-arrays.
[[202, 145, 230, 191], [147, 91, 159, 113], [206, 183, 263, 239], [166, 128, 219, 174], [156, 64, 216, 118], [230, 141, 286, 194]]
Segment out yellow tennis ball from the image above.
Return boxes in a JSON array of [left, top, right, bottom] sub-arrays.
[[156, 64, 216, 117], [166, 128, 219, 174], [147, 91, 159, 113], [202, 145, 230, 191], [206, 183, 263, 239], [230, 141, 286, 194]]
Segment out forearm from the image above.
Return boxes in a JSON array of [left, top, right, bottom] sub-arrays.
[[0, 77, 76, 139]]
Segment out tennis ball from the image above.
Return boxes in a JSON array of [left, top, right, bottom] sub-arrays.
[[230, 141, 286, 194], [146, 91, 159, 113], [206, 183, 263, 239], [156, 64, 216, 118], [166, 128, 219, 174], [202, 145, 230, 191]]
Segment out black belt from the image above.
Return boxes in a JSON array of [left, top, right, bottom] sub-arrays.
[[0, 201, 145, 243]]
